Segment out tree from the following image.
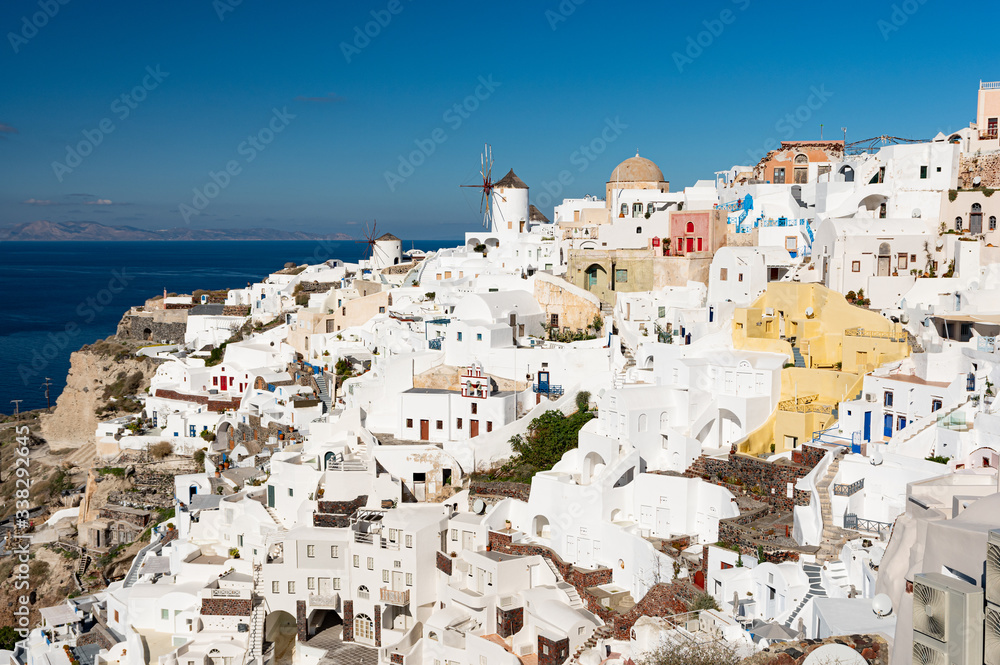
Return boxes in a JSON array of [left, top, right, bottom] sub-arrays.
[[193, 449, 206, 466], [508, 409, 595, 472], [150, 441, 173, 460], [575, 391, 591, 412], [691, 592, 719, 611], [0, 625, 19, 650], [641, 640, 741, 665]]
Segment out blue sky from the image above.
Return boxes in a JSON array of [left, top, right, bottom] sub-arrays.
[[0, 0, 995, 239]]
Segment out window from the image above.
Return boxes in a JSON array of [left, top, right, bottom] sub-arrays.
[[367, 557, 374, 570], [308, 577, 316, 590], [636, 226, 642, 234], [879, 202, 887, 219], [383, 569, 390, 583], [272, 581, 280, 593], [991, 216, 997, 231], [451, 529, 458, 541], [114, 610, 119, 622], [794, 167, 807, 184], [487, 421, 493, 432], [720, 268, 728, 281], [615, 269, 628, 283], [620, 203, 628, 217], [457, 332, 463, 341], [331, 545, 339, 558], [406, 418, 413, 428], [773, 167, 785, 184], [405, 534, 413, 548], [456, 418, 463, 429], [288, 488, 293, 497], [436, 420, 443, 430], [884, 391, 893, 407], [550, 313, 559, 328], [956, 216, 963, 231], [379, 306, 385, 313], [738, 273, 743, 282], [794, 153, 808, 164], [333, 578, 341, 590], [476, 333, 482, 341], [307, 545, 315, 558], [406, 573, 413, 586], [931, 399, 942, 412], [471, 403, 478, 415], [288, 581, 295, 593], [162, 609, 169, 620], [898, 254, 908, 270], [633, 202, 643, 218], [353, 555, 360, 568], [920, 165, 928, 179], [852, 261, 861, 273]]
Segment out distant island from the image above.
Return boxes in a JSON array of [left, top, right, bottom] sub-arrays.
[[0, 220, 355, 242]]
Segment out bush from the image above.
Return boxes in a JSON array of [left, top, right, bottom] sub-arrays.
[[575, 391, 591, 412], [507, 409, 595, 474], [194, 449, 206, 466], [98, 467, 127, 477], [690, 592, 719, 611], [200, 430, 216, 442], [228, 547, 240, 559], [925, 455, 950, 464], [150, 441, 173, 459], [641, 640, 740, 665]]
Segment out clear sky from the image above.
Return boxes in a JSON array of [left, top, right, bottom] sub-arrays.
[[1, 0, 996, 239]]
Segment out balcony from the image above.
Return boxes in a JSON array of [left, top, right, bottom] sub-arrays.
[[380, 588, 410, 606], [309, 593, 340, 608]]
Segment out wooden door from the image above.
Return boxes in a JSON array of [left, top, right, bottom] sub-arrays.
[[470, 420, 479, 437], [420, 420, 429, 440]]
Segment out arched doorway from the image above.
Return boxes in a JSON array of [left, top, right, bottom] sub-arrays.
[[877, 242, 891, 277], [264, 610, 297, 663], [354, 613, 374, 643], [584, 264, 607, 291], [324, 451, 336, 470], [532, 515, 550, 539], [582, 451, 606, 484], [217, 422, 232, 451]]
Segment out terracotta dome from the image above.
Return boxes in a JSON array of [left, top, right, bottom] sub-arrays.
[[609, 153, 664, 183]]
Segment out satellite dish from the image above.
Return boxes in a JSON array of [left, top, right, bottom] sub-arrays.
[[873, 593, 892, 617], [871, 447, 883, 466], [900, 313, 909, 324], [472, 498, 486, 515], [974, 176, 983, 186], [912, 208, 921, 218], [805, 306, 814, 318]]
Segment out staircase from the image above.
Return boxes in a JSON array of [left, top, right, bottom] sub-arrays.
[[791, 346, 806, 368], [316, 375, 333, 412], [558, 581, 584, 609], [77, 552, 90, 577], [264, 504, 288, 533], [244, 563, 265, 665], [815, 453, 850, 562], [569, 625, 613, 664], [782, 562, 826, 630]]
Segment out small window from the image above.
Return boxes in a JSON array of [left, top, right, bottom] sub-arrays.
[[451, 529, 458, 541], [487, 421, 493, 432], [920, 165, 928, 179], [162, 609, 169, 620], [436, 420, 443, 430], [367, 557, 374, 570], [884, 391, 893, 407], [383, 570, 390, 583], [456, 418, 463, 429], [931, 399, 942, 412], [615, 269, 628, 283], [636, 226, 642, 234], [288, 488, 293, 497], [379, 306, 385, 313], [956, 216, 963, 231], [405, 534, 413, 548], [288, 581, 295, 593], [353, 555, 360, 567], [879, 202, 887, 219], [991, 216, 997, 231], [333, 578, 341, 590], [406, 573, 413, 586], [331, 545, 339, 557], [773, 167, 785, 184], [406, 418, 413, 428], [457, 332, 463, 341], [272, 581, 280, 593], [852, 261, 861, 273], [471, 403, 478, 415], [738, 273, 744, 282], [476, 333, 482, 341], [898, 254, 908, 270], [720, 268, 728, 281], [307, 545, 315, 558], [308, 577, 316, 590]]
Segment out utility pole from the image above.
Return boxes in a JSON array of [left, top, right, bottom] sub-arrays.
[[42, 377, 53, 409], [9, 400, 22, 420]]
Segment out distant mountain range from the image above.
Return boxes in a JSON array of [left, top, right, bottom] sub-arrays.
[[0, 220, 354, 242]]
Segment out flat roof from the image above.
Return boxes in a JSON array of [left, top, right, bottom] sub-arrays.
[[40, 604, 82, 626]]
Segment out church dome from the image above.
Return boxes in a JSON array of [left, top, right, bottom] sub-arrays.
[[609, 153, 664, 183]]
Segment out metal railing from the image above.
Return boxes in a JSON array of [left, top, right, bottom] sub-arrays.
[[843, 514, 892, 535], [428, 338, 442, 350], [353, 531, 399, 549], [380, 588, 410, 606], [834, 478, 864, 496], [843, 327, 907, 343], [978, 336, 996, 353], [533, 383, 564, 396]]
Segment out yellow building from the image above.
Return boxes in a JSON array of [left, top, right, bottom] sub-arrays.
[[732, 283, 909, 455]]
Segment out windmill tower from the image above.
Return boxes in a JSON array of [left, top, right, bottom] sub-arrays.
[[461, 144, 529, 241], [355, 221, 402, 271]]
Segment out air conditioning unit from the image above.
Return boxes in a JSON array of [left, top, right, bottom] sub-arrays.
[[911, 572, 983, 665], [985, 605, 1000, 665], [986, 530, 1000, 606]]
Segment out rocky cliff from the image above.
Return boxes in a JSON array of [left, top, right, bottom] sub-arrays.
[[40, 338, 159, 452]]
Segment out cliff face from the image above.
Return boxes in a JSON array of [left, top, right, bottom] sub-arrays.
[[40, 341, 158, 451]]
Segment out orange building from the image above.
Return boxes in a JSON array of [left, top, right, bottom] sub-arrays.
[[753, 140, 844, 184]]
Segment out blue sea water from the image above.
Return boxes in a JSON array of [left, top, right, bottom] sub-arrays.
[[0, 240, 455, 413]]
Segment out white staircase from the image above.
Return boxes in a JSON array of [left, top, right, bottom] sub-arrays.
[[816, 452, 850, 562], [558, 581, 584, 609], [783, 562, 826, 630], [244, 563, 266, 665]]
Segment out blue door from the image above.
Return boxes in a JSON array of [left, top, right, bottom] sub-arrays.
[[863, 412, 872, 442], [897, 416, 907, 430], [883, 414, 893, 438]]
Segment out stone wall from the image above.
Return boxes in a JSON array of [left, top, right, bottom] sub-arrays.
[[342, 600, 354, 641], [314, 495, 368, 528], [154, 389, 241, 412], [538, 635, 570, 665], [497, 606, 524, 638], [959, 152, 1000, 189], [117, 314, 187, 343], [470, 481, 531, 502], [374, 604, 382, 647], [296, 600, 307, 643], [686, 449, 822, 513], [436, 551, 453, 576], [200, 598, 251, 616]]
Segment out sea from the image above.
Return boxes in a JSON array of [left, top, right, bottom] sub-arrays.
[[0, 240, 457, 413]]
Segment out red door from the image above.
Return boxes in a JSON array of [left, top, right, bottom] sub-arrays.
[[686, 237, 694, 253], [420, 420, 429, 440], [470, 420, 479, 438], [220, 376, 228, 391]]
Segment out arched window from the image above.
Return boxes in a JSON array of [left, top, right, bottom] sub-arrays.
[[956, 216, 963, 231], [991, 216, 997, 231], [357, 585, 369, 599], [354, 614, 373, 641], [686, 222, 695, 233], [620, 203, 628, 217], [972, 203, 982, 212], [794, 154, 808, 164], [638, 413, 648, 432]]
